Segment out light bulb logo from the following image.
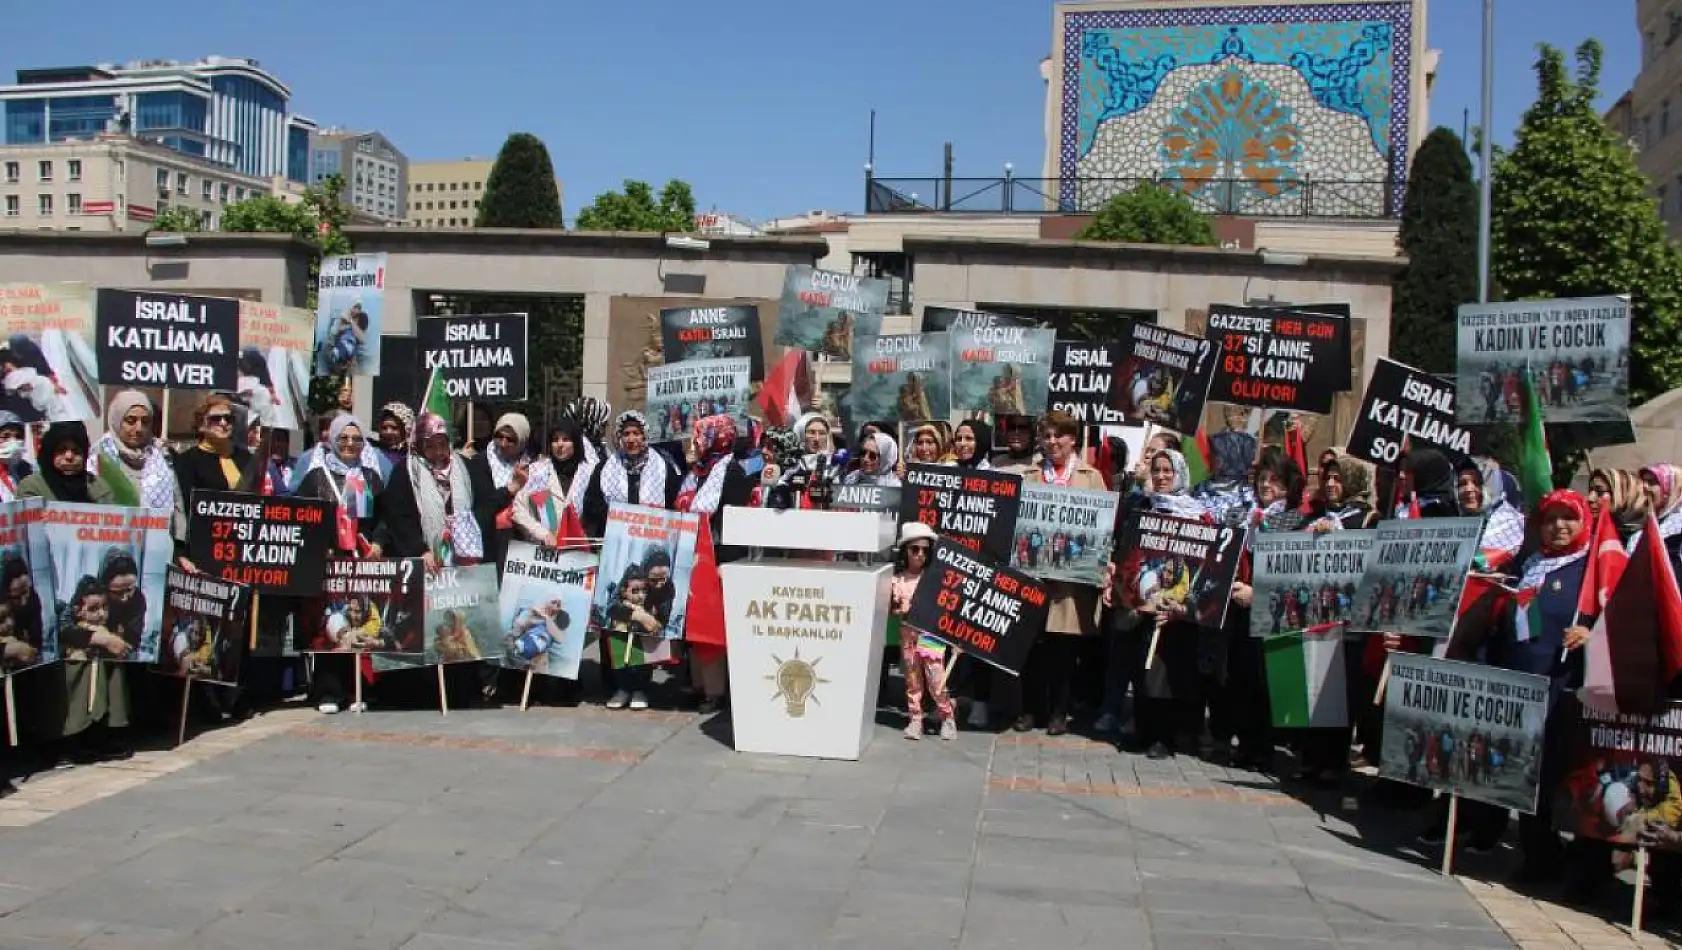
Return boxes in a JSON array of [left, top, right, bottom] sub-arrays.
[[767, 647, 828, 718]]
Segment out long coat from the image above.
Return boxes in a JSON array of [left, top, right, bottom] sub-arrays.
[[1025, 459, 1106, 636]]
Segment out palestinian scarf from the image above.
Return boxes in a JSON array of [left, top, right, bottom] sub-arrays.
[[486, 413, 532, 490], [1517, 490, 1591, 592], [598, 410, 667, 507], [1457, 459, 1522, 567], [315, 414, 376, 518], [39, 422, 92, 503], [408, 413, 481, 561], [1146, 449, 1205, 518], [678, 414, 738, 515], [560, 397, 610, 468], [93, 390, 173, 510], [378, 402, 415, 452], [1314, 449, 1373, 529], [1644, 463, 1682, 540]]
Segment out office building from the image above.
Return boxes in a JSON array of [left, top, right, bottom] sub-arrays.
[[312, 129, 407, 223], [1612, 1, 1682, 238], [405, 158, 564, 228], [0, 133, 271, 231], [0, 56, 312, 182]]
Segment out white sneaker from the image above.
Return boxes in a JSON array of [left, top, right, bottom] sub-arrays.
[[348, 701, 367, 714], [966, 701, 990, 729], [904, 720, 922, 740], [628, 691, 650, 710], [317, 702, 340, 715], [940, 718, 957, 741], [606, 690, 630, 710]]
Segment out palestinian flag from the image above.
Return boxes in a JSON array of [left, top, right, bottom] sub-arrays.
[[1183, 427, 1212, 487], [422, 364, 454, 442], [95, 452, 141, 507], [1263, 624, 1348, 728], [1515, 367, 1552, 505]]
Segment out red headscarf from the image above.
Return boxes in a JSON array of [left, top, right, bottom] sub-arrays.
[[690, 415, 738, 478], [1536, 489, 1591, 556]]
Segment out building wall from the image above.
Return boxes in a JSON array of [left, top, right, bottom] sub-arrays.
[[1629, 0, 1682, 238], [1044, 0, 1426, 216], [404, 158, 566, 228], [312, 131, 407, 222], [0, 136, 272, 231], [0, 233, 312, 306]]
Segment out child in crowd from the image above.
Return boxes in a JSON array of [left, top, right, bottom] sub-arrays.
[[890, 521, 956, 741], [60, 576, 127, 661]]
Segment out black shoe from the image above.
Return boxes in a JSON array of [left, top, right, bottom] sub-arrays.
[[1146, 742, 1174, 760], [1464, 837, 1501, 856], [1046, 716, 1068, 737], [1012, 715, 1035, 733]]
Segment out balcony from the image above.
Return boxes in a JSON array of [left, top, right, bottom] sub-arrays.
[[865, 174, 1398, 219]]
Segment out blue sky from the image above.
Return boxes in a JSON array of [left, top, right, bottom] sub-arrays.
[[0, 0, 1639, 224]]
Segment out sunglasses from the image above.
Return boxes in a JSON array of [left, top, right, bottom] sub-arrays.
[[204, 413, 233, 425], [860, 451, 879, 461]]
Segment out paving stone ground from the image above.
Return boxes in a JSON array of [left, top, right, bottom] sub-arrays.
[[0, 701, 1673, 950]]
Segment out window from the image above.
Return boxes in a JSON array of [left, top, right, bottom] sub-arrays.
[[175, 172, 187, 195], [219, 183, 230, 203], [115, 159, 124, 181], [67, 160, 81, 182], [473, 200, 480, 209], [235, 187, 246, 201], [37, 194, 52, 216], [36, 160, 51, 182], [1650, 31, 1660, 63], [4, 162, 17, 183], [450, 200, 458, 209], [1646, 115, 1657, 147], [475, 181, 482, 190], [201, 179, 212, 200], [1662, 185, 1671, 220], [67, 193, 81, 215], [156, 168, 169, 192], [3, 196, 16, 216]]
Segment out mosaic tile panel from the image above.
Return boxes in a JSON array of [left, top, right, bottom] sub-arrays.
[[1059, 2, 1414, 215]]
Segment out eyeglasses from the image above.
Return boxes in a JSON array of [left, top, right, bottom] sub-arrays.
[[493, 432, 520, 444], [860, 451, 879, 461], [336, 435, 365, 446], [907, 543, 930, 554], [204, 413, 233, 425]]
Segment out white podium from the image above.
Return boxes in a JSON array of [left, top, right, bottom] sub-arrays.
[[720, 506, 893, 760]]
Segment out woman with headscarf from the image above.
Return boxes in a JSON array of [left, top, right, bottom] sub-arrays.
[[294, 413, 388, 714], [1640, 464, 1682, 574], [951, 420, 992, 470], [559, 396, 612, 469], [464, 413, 531, 572], [1585, 467, 1650, 544], [1143, 447, 1206, 519], [676, 414, 755, 715], [513, 420, 594, 547], [1307, 449, 1376, 531], [377, 412, 482, 571], [907, 422, 953, 465], [582, 411, 679, 538], [1394, 447, 1457, 519], [375, 402, 415, 472], [990, 415, 1038, 475], [1458, 459, 1526, 572], [844, 431, 901, 487], [0, 412, 31, 502], [90, 390, 183, 537], [17, 422, 131, 764], [793, 412, 834, 457]]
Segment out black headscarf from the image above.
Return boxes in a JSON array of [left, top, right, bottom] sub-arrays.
[[39, 422, 92, 503], [953, 420, 993, 468], [1404, 447, 1457, 518], [547, 419, 585, 495]]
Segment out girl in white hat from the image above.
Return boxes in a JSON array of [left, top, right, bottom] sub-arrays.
[[890, 521, 956, 740]]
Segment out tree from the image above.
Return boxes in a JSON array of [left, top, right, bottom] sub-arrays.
[[148, 205, 204, 233], [1493, 40, 1682, 406], [1074, 183, 1217, 245], [476, 133, 563, 228], [1391, 128, 1479, 375], [575, 179, 696, 232]]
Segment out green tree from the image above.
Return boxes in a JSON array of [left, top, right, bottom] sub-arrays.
[[1493, 40, 1682, 406], [148, 204, 205, 233], [476, 133, 563, 228], [575, 179, 696, 232], [1392, 128, 1479, 375], [1074, 183, 1217, 245]]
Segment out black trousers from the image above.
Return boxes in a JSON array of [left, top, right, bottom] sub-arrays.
[[996, 635, 1081, 725]]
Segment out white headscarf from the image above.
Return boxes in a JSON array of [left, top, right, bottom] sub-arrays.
[[848, 432, 901, 487], [1147, 448, 1206, 518]]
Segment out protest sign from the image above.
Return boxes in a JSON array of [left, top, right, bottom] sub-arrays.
[[900, 463, 1022, 563], [774, 265, 888, 360], [920, 307, 1036, 333], [499, 543, 597, 679], [1048, 341, 1124, 425], [1379, 654, 1549, 814], [906, 537, 1050, 675], [155, 567, 252, 686], [1556, 700, 1682, 853], [0, 500, 51, 674], [305, 557, 424, 654], [660, 305, 764, 380], [644, 356, 751, 443], [187, 492, 333, 596], [422, 563, 502, 664], [592, 503, 700, 647], [1112, 323, 1215, 433], [831, 483, 902, 514], [1353, 517, 1483, 638], [1455, 296, 1630, 427], [949, 325, 1056, 416], [417, 313, 528, 401], [34, 503, 172, 663], [0, 282, 98, 423], [1346, 358, 1470, 466], [237, 300, 314, 431], [1009, 484, 1118, 586], [1195, 304, 1350, 413], [846, 333, 949, 424], [1116, 510, 1248, 629], [1249, 529, 1377, 638], [314, 252, 386, 376], [95, 289, 238, 391]]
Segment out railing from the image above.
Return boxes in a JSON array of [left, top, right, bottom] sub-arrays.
[[865, 174, 1398, 219]]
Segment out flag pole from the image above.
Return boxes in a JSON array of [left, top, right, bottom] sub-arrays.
[[1476, 0, 1495, 305]]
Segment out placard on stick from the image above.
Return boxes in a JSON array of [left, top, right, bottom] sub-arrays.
[[417, 313, 528, 401], [155, 567, 252, 687], [187, 491, 333, 596], [899, 463, 1022, 563], [1346, 358, 1471, 467], [1195, 304, 1351, 413], [905, 538, 1049, 675], [95, 289, 239, 390]]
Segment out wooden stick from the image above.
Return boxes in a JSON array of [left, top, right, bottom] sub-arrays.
[[519, 669, 534, 711], [935, 646, 964, 696], [437, 664, 449, 716], [1372, 655, 1392, 706], [1440, 793, 1459, 877], [1144, 623, 1162, 671], [248, 591, 261, 651], [353, 652, 363, 713], [88, 657, 99, 714], [1632, 845, 1649, 933], [176, 676, 192, 747], [3, 675, 15, 748]]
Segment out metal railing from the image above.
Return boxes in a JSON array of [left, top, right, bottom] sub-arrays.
[[865, 174, 1398, 218]]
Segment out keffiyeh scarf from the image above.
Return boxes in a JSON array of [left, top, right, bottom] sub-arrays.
[[93, 433, 174, 510]]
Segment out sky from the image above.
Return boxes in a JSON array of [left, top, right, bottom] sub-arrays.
[[0, 0, 1641, 225]]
